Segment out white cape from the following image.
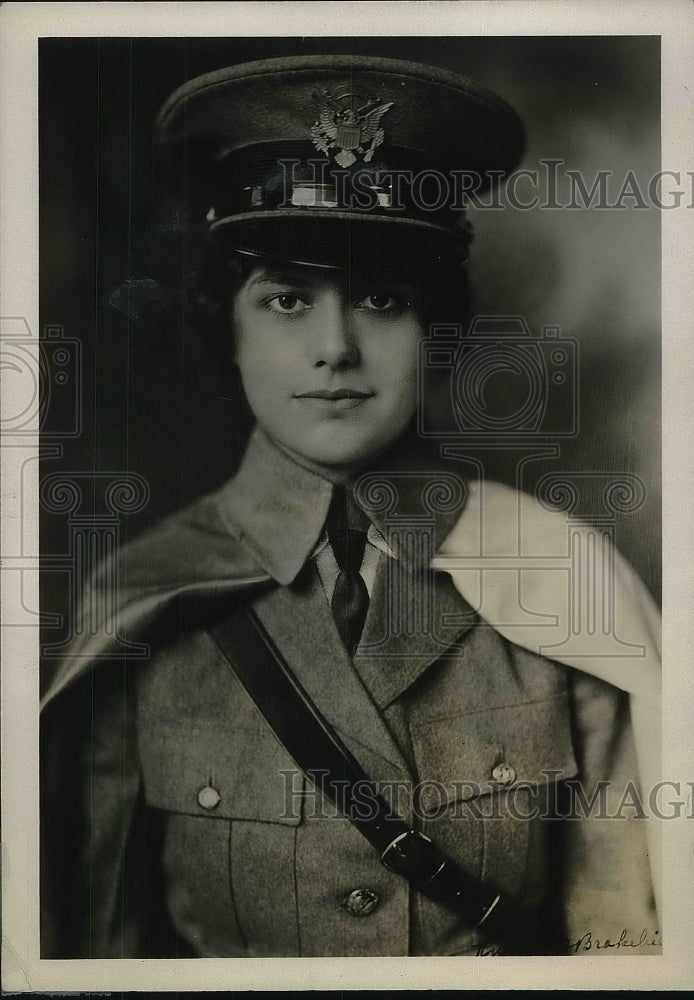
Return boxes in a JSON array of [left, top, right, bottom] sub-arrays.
[[431, 480, 662, 919]]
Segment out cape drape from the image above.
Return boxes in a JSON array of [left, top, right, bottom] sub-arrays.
[[41, 478, 662, 919]]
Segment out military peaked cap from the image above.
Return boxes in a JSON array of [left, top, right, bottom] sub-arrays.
[[157, 55, 525, 267]]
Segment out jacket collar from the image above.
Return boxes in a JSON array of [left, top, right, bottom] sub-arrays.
[[216, 427, 335, 586], [216, 424, 467, 586]]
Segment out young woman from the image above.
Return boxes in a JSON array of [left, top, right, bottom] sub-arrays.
[[41, 54, 660, 958]]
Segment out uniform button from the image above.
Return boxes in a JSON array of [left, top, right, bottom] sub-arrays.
[[491, 762, 516, 785], [342, 888, 381, 917], [197, 785, 221, 810]]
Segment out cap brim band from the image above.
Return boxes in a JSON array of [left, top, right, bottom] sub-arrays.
[[208, 211, 470, 270]]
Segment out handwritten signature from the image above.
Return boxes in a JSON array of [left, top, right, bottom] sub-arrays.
[[567, 928, 661, 953], [475, 928, 661, 956]]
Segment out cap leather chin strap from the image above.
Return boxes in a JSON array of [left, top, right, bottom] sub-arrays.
[[208, 605, 557, 956], [231, 246, 344, 271]]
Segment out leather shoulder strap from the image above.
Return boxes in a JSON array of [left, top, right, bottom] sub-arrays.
[[209, 606, 543, 953]]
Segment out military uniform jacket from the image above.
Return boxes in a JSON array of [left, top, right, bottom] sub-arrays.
[[40, 428, 660, 958]]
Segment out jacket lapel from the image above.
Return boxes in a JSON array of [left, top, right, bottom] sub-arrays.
[[250, 565, 412, 783], [355, 553, 477, 709]]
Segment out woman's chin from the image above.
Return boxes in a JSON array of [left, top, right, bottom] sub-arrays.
[[266, 429, 403, 478]]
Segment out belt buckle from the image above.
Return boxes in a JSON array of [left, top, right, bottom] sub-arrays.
[[379, 829, 432, 873]]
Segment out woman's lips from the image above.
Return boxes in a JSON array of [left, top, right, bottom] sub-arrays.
[[293, 389, 373, 413], [295, 389, 372, 400]]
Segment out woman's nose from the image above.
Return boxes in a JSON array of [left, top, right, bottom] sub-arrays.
[[310, 296, 360, 369]]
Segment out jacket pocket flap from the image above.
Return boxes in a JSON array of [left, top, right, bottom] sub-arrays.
[[410, 693, 578, 809], [138, 721, 303, 824]]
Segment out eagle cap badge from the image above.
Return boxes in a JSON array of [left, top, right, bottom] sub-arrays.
[[311, 87, 394, 168]]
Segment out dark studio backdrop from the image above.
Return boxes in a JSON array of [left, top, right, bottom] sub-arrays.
[[38, 35, 661, 658]]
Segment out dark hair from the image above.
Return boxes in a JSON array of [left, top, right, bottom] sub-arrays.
[[196, 251, 263, 365]]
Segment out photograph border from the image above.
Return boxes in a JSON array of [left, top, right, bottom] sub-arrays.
[[2, 1, 693, 992]]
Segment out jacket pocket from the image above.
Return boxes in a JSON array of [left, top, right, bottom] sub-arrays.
[[409, 693, 579, 952], [137, 716, 304, 956], [410, 692, 578, 815], [138, 719, 303, 825]]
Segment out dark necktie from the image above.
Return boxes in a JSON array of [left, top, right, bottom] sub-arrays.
[[327, 486, 370, 658]]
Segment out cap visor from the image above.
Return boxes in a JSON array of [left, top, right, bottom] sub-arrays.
[[209, 211, 466, 271]]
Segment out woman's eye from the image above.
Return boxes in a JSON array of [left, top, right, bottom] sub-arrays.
[[357, 293, 403, 313], [266, 294, 310, 315]]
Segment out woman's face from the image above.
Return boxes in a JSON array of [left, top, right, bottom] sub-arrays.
[[232, 262, 425, 468]]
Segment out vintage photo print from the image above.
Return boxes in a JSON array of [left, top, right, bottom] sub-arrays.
[[2, 1, 693, 992]]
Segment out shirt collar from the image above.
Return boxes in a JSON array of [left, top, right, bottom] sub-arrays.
[[214, 424, 466, 585], [312, 522, 396, 561]]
